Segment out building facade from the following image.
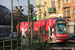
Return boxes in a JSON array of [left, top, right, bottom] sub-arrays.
[[0, 5, 11, 25], [63, 0, 75, 34], [35, 0, 63, 21], [35, 0, 75, 34]]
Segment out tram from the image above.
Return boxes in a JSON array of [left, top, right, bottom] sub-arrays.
[[16, 18, 69, 43]]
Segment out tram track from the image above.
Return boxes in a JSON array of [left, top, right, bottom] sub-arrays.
[[36, 41, 75, 50]]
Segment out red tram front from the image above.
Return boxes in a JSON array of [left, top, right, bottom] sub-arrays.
[[41, 18, 68, 43]]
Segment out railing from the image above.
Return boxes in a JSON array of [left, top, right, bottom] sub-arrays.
[[63, 16, 70, 21], [0, 37, 40, 50]]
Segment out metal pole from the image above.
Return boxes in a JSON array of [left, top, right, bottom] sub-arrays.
[[31, 7, 33, 46], [17, 39, 18, 50], [3, 40, 4, 50], [39, 0, 41, 21], [39, 0, 41, 43], [21, 38, 23, 50], [28, 0, 30, 47], [11, 0, 13, 50]]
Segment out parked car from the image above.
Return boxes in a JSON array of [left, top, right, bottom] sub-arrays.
[[68, 33, 75, 40], [68, 33, 73, 40], [72, 33, 75, 40], [9, 32, 17, 39]]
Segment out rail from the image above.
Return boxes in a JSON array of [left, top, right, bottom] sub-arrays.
[[43, 47, 75, 50], [36, 42, 75, 50]]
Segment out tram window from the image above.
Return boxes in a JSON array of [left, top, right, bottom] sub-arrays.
[[54, 27, 55, 33], [39, 27, 41, 33], [54, 27, 56, 36], [43, 26, 45, 34], [33, 26, 34, 34], [50, 27, 52, 36]]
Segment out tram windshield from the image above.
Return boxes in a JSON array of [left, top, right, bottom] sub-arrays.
[[56, 24, 67, 34]]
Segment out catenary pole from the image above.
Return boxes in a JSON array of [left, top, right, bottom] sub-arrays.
[[39, 0, 41, 43], [30, 5, 33, 46], [11, 0, 13, 50], [28, 0, 30, 47], [39, 0, 41, 21]]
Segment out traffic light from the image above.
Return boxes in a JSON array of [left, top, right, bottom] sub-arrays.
[[33, 16, 37, 20], [32, 10, 37, 20], [29, 4, 37, 20]]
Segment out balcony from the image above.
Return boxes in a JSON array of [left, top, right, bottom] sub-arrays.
[[63, 6, 70, 9], [63, 16, 70, 21], [48, 8, 56, 13], [67, 16, 71, 21]]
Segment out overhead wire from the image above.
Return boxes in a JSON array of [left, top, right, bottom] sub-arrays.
[[20, 0, 28, 15], [17, 0, 20, 6], [21, 0, 27, 7]]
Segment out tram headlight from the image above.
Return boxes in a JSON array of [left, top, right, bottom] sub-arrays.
[[66, 36, 68, 38], [57, 36, 68, 38]]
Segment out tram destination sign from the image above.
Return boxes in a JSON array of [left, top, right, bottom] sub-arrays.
[[56, 21, 66, 24]]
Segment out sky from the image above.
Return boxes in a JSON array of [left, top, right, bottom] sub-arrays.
[[0, 0, 35, 15]]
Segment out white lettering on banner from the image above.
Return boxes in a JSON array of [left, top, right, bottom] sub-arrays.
[[35, 27, 37, 31], [52, 29, 54, 32], [21, 23, 27, 37]]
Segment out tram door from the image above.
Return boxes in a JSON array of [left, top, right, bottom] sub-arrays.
[[50, 26, 52, 38], [48, 26, 52, 43], [53, 27, 56, 43], [43, 26, 45, 34], [49, 26, 52, 40]]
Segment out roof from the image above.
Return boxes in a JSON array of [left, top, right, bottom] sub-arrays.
[[0, 25, 11, 27]]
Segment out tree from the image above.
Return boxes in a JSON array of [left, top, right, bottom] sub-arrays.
[[13, 6, 24, 38]]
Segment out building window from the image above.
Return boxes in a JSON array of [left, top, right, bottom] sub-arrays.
[[64, 0, 66, 3], [68, 10, 70, 17], [45, 0, 47, 5], [43, 26, 45, 34], [67, 0, 71, 3], [69, 10, 70, 16], [51, 0, 55, 8], [67, 10, 70, 20], [74, 9, 75, 18], [58, 0, 60, 8], [65, 10, 67, 17], [38, 0, 42, 5]]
